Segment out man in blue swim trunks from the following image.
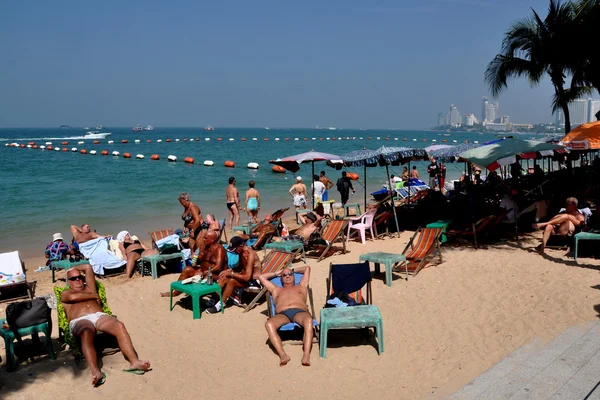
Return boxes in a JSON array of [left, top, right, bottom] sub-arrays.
[[259, 265, 313, 366]]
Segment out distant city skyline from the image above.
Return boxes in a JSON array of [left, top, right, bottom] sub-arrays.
[[0, 1, 572, 128]]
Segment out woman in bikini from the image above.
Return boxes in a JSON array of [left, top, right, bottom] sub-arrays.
[[117, 231, 159, 278], [179, 192, 204, 256], [245, 180, 261, 224]]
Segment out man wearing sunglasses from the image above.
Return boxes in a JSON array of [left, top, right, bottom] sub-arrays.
[[259, 265, 312, 367], [61, 264, 151, 386]]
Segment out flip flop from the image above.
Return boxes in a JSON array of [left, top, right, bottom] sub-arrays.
[[94, 372, 106, 387], [122, 368, 148, 375]]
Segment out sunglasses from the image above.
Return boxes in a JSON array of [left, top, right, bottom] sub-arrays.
[[68, 275, 85, 282], [281, 272, 293, 277]]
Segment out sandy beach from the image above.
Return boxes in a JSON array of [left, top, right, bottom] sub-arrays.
[[1, 228, 599, 400]]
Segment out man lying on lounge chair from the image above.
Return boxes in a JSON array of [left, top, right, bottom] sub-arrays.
[[70, 223, 106, 244], [238, 214, 278, 250], [259, 265, 313, 367], [532, 197, 585, 254], [61, 264, 151, 387], [274, 212, 328, 248]]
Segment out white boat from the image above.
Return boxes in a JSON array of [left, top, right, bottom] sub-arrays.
[[96, 125, 104, 130], [204, 125, 215, 131], [143, 125, 154, 131], [85, 131, 111, 139], [132, 124, 143, 132]]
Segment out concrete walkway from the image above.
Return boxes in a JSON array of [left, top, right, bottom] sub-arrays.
[[447, 320, 600, 399]]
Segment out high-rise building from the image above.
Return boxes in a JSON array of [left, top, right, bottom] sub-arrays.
[[500, 116, 510, 124], [485, 103, 497, 123], [464, 114, 479, 126], [555, 98, 590, 126], [449, 104, 461, 127], [481, 96, 488, 122], [588, 98, 600, 122], [437, 112, 445, 127]]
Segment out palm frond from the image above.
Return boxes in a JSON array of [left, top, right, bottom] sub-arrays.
[[550, 85, 593, 113], [485, 55, 537, 97]]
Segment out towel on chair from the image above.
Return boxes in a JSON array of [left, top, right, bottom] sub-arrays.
[[79, 238, 126, 275], [0, 251, 27, 286]]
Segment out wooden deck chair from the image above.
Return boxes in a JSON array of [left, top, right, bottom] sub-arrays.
[[265, 272, 319, 341], [305, 219, 348, 262], [0, 251, 32, 302], [446, 215, 495, 247], [218, 219, 228, 244], [149, 228, 175, 250], [242, 250, 296, 312], [400, 227, 443, 277]]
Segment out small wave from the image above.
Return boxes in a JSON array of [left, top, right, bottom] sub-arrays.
[[0, 136, 95, 141]]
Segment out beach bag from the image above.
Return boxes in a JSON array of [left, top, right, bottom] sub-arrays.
[[6, 298, 52, 344]]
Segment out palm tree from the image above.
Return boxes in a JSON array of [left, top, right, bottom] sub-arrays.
[[571, 0, 600, 106], [485, 0, 576, 133]]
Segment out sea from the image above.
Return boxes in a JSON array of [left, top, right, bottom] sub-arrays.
[[0, 127, 542, 259]]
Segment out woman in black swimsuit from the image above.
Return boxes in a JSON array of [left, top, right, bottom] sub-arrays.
[[117, 231, 158, 278], [179, 192, 204, 256]]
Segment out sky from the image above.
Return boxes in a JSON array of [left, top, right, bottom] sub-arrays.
[[0, 0, 568, 128]]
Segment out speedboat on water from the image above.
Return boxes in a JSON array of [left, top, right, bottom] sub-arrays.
[[132, 124, 143, 132], [85, 131, 111, 139], [143, 125, 154, 131], [204, 125, 215, 131], [96, 125, 105, 130]]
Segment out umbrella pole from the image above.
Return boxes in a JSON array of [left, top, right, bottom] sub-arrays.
[[385, 164, 400, 236], [364, 164, 367, 211], [408, 160, 411, 203], [311, 161, 315, 211]]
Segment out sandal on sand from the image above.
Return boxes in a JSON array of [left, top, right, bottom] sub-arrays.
[[94, 373, 106, 387], [122, 368, 150, 375]]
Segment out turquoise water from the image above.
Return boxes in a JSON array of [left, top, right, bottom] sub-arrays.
[[0, 127, 529, 257]]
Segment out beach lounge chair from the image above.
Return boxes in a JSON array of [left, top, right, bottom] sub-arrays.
[[218, 219, 228, 244], [305, 219, 348, 262], [54, 280, 115, 358], [320, 261, 383, 358], [265, 272, 319, 341], [242, 250, 297, 312], [143, 229, 185, 279], [149, 228, 175, 249], [400, 227, 443, 277], [446, 215, 496, 248], [0, 251, 32, 302], [346, 209, 378, 245]]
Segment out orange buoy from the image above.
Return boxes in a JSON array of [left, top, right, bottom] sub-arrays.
[[285, 138, 290, 141], [403, 138, 407, 141], [28, 141, 35, 145], [346, 172, 360, 180], [263, 138, 268, 141], [422, 139, 427, 142], [241, 138, 246, 141], [151, 154, 160, 160], [122, 140, 128, 144], [183, 138, 188, 142], [62, 147, 69, 152], [166, 139, 172, 142], [32, 145, 39, 149], [20, 144, 26, 148], [442, 139, 447, 143], [184, 157, 195, 164], [304, 138, 308, 141], [93, 140, 100, 144], [101, 150, 109, 155], [217, 138, 223, 142], [47, 145, 53, 150], [62, 141, 69, 145], [367, 137, 372, 140], [195, 138, 200, 141], [147, 140, 152, 143], [385, 137, 390, 141], [272, 165, 286, 173], [332, 137, 337, 141], [224, 160, 235, 168], [320, 138, 324, 141], [80, 149, 87, 154], [123, 152, 131, 158]]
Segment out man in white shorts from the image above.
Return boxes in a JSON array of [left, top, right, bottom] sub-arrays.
[[61, 263, 151, 386], [289, 176, 308, 210]]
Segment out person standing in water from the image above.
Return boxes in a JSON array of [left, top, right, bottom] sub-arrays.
[[289, 176, 308, 210], [245, 180, 261, 224], [226, 177, 241, 230]]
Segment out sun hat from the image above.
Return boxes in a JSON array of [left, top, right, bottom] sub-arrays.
[[296, 176, 302, 181], [117, 231, 130, 243], [53, 233, 63, 241]]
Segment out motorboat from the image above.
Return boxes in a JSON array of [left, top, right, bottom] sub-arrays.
[[143, 125, 154, 131], [85, 131, 111, 139], [204, 125, 215, 131], [132, 124, 143, 132], [96, 125, 105, 130]]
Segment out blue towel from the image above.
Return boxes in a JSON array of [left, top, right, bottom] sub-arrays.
[[226, 251, 240, 269], [78, 237, 126, 275]]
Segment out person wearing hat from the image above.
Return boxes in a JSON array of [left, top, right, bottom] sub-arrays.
[[206, 235, 261, 314], [45, 232, 75, 266], [289, 176, 308, 210]]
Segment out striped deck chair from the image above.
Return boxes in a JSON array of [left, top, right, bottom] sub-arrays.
[[149, 228, 174, 250], [306, 219, 348, 262], [447, 215, 496, 248], [218, 219, 228, 244], [326, 261, 372, 306], [242, 250, 296, 312], [400, 227, 443, 277]]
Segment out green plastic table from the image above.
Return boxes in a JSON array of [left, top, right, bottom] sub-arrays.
[[0, 318, 55, 372], [425, 220, 453, 243], [169, 281, 223, 319], [574, 232, 600, 262], [263, 241, 306, 262], [142, 252, 185, 279], [51, 259, 90, 283], [359, 252, 407, 285], [232, 224, 257, 234], [319, 305, 384, 358]]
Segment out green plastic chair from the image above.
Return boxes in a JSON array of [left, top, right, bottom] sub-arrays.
[[0, 318, 55, 372]]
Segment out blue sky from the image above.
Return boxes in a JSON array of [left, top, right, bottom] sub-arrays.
[[0, 0, 564, 128]]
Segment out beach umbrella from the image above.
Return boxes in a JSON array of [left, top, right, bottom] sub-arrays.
[[269, 150, 341, 210], [560, 121, 600, 150], [338, 148, 379, 211], [425, 144, 453, 153], [428, 143, 480, 163], [458, 138, 565, 172]]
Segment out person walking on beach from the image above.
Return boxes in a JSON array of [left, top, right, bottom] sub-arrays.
[[245, 180, 260, 224], [289, 176, 308, 210], [226, 177, 241, 229], [312, 174, 326, 206], [438, 162, 447, 192], [319, 170, 334, 201], [336, 171, 355, 206], [179, 192, 204, 256], [410, 166, 419, 179], [427, 157, 439, 189]]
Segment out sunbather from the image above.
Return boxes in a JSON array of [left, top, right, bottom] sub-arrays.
[[192, 214, 222, 263], [206, 236, 261, 313], [161, 231, 226, 297], [61, 264, 150, 387], [116, 231, 159, 278], [238, 214, 277, 250], [532, 197, 586, 254], [259, 266, 313, 366], [70, 224, 105, 244], [276, 212, 327, 248]]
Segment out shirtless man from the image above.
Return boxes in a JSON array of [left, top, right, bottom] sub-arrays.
[[226, 177, 241, 230], [319, 171, 334, 201], [160, 231, 226, 297], [205, 236, 260, 313], [239, 214, 277, 250], [296, 212, 323, 239], [259, 266, 313, 366], [62, 264, 150, 386], [70, 224, 104, 244], [289, 176, 308, 210], [532, 197, 585, 254]]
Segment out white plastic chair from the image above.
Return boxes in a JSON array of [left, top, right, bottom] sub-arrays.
[[346, 209, 378, 245]]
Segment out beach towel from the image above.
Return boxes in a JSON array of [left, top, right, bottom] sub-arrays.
[[154, 234, 190, 260], [0, 251, 27, 286], [78, 238, 126, 275]]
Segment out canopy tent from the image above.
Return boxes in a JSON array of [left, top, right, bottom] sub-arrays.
[[269, 150, 341, 210], [458, 138, 566, 172], [560, 121, 600, 150]]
